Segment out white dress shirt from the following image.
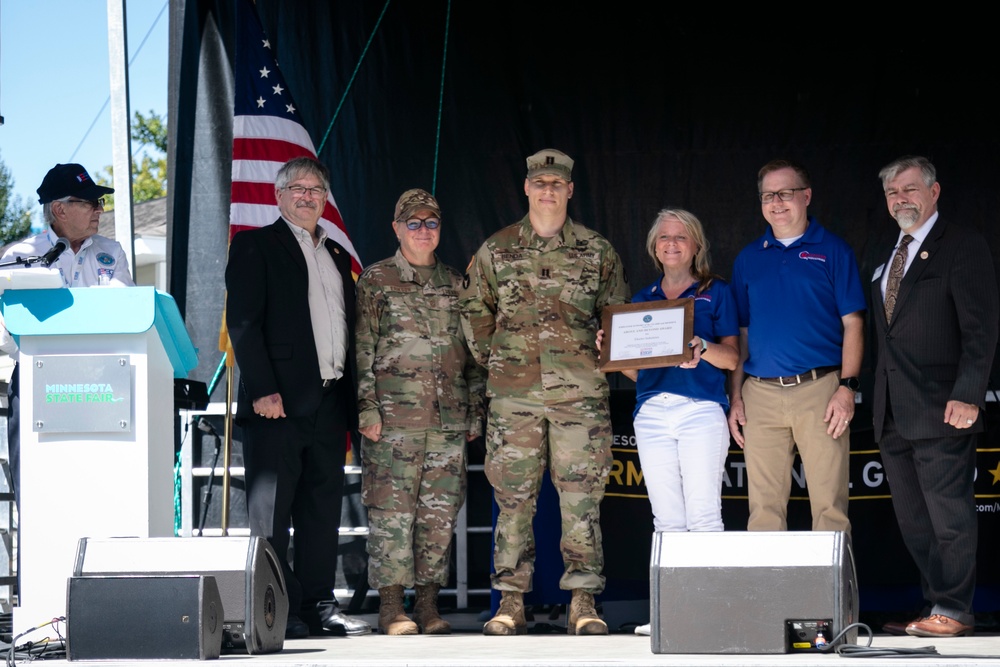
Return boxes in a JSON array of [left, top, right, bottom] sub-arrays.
[[284, 219, 347, 380], [880, 212, 938, 298]]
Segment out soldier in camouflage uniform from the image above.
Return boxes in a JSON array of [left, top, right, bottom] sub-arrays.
[[356, 188, 486, 635], [459, 149, 629, 636]]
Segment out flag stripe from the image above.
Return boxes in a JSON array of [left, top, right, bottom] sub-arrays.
[[233, 114, 314, 148], [233, 137, 313, 164], [231, 181, 277, 205], [229, 203, 280, 227], [230, 160, 281, 187]]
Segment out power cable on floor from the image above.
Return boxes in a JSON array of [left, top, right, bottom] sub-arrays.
[[6, 617, 66, 665], [820, 622, 993, 659]]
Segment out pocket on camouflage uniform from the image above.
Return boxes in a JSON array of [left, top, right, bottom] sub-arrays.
[[557, 259, 599, 320], [360, 437, 394, 509]]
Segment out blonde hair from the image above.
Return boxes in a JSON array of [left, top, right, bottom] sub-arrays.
[[645, 208, 716, 294]]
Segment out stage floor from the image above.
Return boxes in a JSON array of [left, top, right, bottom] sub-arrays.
[[7, 611, 999, 666]]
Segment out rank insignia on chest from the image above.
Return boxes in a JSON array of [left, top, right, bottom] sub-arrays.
[[541, 268, 550, 278]]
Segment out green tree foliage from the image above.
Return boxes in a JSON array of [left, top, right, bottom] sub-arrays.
[[98, 109, 168, 209], [132, 154, 168, 203], [0, 152, 33, 246], [132, 110, 167, 153]]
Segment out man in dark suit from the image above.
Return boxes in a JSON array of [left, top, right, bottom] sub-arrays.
[[225, 156, 370, 638], [872, 155, 998, 638]]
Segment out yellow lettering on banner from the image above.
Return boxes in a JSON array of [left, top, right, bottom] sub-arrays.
[[607, 459, 645, 488], [625, 460, 644, 486], [608, 459, 623, 486]]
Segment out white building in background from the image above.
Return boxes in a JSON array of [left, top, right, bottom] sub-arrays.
[[97, 197, 168, 291]]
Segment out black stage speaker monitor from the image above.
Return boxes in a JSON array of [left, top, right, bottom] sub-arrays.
[[651, 531, 858, 654], [67, 575, 222, 660], [73, 537, 286, 654]]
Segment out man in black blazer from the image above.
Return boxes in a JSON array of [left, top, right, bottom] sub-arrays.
[[226, 156, 370, 638], [871, 156, 998, 638]]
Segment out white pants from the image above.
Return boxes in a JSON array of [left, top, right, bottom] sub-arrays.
[[633, 393, 729, 532]]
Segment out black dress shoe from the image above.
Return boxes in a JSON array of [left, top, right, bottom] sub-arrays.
[[314, 600, 372, 636], [285, 614, 310, 639]]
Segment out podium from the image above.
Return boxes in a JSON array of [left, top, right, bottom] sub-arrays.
[[0, 286, 197, 639]]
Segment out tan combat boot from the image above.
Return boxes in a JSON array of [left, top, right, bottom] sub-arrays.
[[483, 590, 527, 635], [567, 589, 608, 635], [413, 584, 451, 634], [377, 585, 418, 635]]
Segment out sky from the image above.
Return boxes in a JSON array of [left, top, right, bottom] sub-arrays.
[[0, 1, 169, 226]]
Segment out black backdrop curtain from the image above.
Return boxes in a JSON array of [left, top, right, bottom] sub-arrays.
[[167, 0, 1000, 612], [168, 1, 1000, 396]]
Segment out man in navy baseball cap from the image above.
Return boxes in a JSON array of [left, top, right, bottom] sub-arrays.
[[36, 163, 114, 205]]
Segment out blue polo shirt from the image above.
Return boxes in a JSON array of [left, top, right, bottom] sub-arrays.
[[633, 277, 739, 416], [730, 218, 866, 378]]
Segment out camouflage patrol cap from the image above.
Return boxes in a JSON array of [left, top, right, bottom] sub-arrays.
[[526, 149, 574, 181], [394, 188, 442, 221]]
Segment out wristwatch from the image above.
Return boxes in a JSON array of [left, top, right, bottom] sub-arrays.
[[700, 337, 709, 353], [839, 376, 860, 392]]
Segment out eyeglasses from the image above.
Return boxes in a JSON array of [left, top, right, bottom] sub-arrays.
[[400, 216, 441, 231], [61, 197, 106, 209], [284, 185, 328, 198], [759, 188, 807, 203]]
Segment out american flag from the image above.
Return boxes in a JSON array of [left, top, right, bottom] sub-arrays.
[[229, 0, 362, 276]]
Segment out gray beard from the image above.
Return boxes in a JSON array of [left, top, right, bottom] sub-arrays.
[[894, 207, 919, 230]]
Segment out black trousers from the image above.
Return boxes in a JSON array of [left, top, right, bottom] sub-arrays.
[[878, 404, 978, 624], [241, 383, 347, 615]]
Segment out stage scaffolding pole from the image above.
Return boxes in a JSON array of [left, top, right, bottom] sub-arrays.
[[220, 364, 235, 535]]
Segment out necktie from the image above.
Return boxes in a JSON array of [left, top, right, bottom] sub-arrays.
[[884, 234, 913, 322]]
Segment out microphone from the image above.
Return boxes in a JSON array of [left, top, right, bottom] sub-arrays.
[[197, 417, 219, 436], [40, 238, 70, 267]]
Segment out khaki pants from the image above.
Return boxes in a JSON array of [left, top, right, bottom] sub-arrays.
[[742, 372, 850, 532]]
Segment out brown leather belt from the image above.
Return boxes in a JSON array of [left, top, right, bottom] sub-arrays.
[[749, 366, 839, 387]]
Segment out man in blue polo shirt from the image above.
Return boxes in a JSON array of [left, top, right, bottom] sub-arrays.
[[727, 159, 865, 533]]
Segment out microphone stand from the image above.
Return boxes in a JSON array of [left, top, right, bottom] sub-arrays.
[[0, 240, 69, 269], [197, 417, 224, 536], [0, 256, 48, 269]]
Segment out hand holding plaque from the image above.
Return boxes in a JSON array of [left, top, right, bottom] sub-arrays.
[[598, 299, 694, 372]]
